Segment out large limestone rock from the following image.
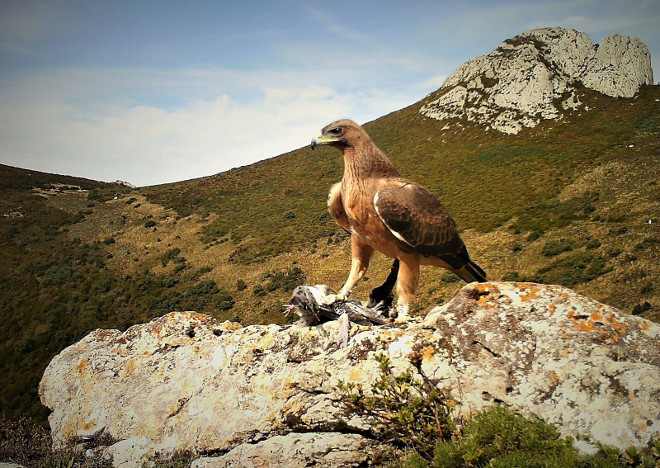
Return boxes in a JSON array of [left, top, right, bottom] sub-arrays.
[[420, 27, 653, 134], [39, 282, 660, 467]]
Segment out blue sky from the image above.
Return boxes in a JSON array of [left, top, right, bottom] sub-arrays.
[[1, 1, 658, 186]]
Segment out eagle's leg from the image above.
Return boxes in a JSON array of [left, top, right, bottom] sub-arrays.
[[334, 236, 374, 301], [366, 259, 399, 313], [392, 253, 420, 322]]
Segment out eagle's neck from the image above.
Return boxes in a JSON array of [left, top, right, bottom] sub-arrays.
[[342, 140, 399, 182]]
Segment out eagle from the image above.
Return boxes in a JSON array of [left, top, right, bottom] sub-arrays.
[[311, 119, 486, 320]]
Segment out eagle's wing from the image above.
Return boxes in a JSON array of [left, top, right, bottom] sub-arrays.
[[327, 181, 350, 232], [374, 183, 469, 270]]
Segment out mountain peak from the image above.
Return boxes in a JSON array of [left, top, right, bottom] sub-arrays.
[[420, 27, 653, 134]]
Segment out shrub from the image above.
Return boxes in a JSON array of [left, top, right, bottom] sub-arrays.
[[586, 238, 602, 250], [161, 276, 179, 288], [542, 238, 575, 257], [433, 406, 577, 467], [537, 252, 610, 287], [257, 267, 306, 294], [634, 237, 659, 251], [337, 353, 454, 459], [632, 302, 652, 315], [161, 248, 183, 267], [502, 271, 521, 282], [184, 280, 234, 312], [394, 407, 660, 467]]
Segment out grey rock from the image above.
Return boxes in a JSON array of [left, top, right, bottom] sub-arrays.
[[424, 282, 660, 448], [420, 27, 653, 134], [191, 432, 384, 468], [39, 282, 660, 467], [103, 437, 152, 468]]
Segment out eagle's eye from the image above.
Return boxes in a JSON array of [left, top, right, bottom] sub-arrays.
[[328, 127, 342, 135]]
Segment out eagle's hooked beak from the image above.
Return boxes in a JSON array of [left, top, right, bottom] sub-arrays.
[[311, 131, 334, 151]]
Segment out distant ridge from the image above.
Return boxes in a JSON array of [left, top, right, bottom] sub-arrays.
[[420, 27, 653, 134]]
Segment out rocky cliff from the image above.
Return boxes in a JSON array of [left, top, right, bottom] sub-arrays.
[[420, 27, 654, 134], [39, 282, 660, 467]]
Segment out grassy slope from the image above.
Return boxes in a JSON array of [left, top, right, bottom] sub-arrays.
[[0, 86, 658, 422]]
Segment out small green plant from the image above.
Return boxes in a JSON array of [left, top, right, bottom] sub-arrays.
[[40, 452, 76, 468], [149, 450, 196, 468], [337, 353, 454, 460]]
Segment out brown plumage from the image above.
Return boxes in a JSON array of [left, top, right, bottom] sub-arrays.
[[311, 119, 486, 319]]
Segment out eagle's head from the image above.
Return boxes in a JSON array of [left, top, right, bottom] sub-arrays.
[[311, 119, 367, 150]]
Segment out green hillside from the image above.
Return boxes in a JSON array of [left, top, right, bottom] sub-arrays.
[[0, 85, 658, 423]]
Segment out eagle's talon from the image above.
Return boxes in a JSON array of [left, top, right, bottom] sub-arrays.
[[392, 304, 412, 324]]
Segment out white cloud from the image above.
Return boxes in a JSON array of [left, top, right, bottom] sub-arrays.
[[0, 67, 422, 186]]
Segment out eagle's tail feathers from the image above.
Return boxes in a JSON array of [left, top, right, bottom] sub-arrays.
[[454, 261, 487, 283]]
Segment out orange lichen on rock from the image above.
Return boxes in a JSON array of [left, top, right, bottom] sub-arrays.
[[475, 282, 494, 296], [520, 287, 540, 302], [80, 419, 101, 432], [124, 359, 137, 377], [566, 308, 628, 340], [94, 329, 116, 340], [422, 345, 437, 361], [573, 320, 599, 333], [608, 315, 627, 333], [76, 357, 89, 373], [473, 284, 498, 308]]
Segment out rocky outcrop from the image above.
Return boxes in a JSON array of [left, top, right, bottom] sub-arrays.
[[39, 282, 660, 467], [420, 27, 653, 134]]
